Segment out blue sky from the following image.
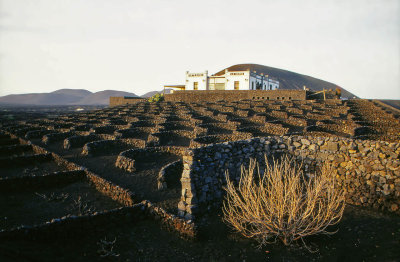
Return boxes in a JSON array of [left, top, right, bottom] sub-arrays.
[[0, 0, 399, 99]]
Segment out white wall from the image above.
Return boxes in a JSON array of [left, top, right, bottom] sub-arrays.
[[249, 72, 263, 90], [261, 76, 279, 90], [225, 71, 250, 90], [268, 79, 279, 90], [185, 71, 208, 90]]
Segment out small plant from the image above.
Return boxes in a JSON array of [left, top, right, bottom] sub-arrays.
[[148, 93, 164, 103], [35, 192, 69, 202], [223, 156, 345, 247], [97, 237, 120, 258], [69, 195, 96, 216]]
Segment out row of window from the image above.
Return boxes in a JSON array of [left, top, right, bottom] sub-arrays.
[[250, 81, 276, 90], [192, 81, 276, 90]]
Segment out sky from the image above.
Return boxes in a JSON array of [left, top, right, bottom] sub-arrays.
[[0, 0, 399, 99]]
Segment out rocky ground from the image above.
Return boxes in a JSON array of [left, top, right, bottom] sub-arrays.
[[0, 99, 399, 261]]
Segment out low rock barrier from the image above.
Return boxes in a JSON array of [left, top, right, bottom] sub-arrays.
[[116, 146, 186, 173], [179, 136, 400, 219], [42, 132, 74, 145], [81, 138, 146, 156], [158, 160, 183, 190], [0, 201, 197, 241], [189, 133, 253, 148], [85, 170, 136, 207], [63, 134, 98, 149]]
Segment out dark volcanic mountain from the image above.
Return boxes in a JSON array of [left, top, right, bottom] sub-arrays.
[[214, 64, 355, 98], [0, 89, 138, 105]]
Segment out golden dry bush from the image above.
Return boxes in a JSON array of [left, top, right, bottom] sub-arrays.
[[223, 156, 345, 246]]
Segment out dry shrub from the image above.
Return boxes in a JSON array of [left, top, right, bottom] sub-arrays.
[[223, 156, 345, 246]]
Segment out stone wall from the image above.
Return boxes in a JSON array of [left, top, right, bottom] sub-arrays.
[[189, 133, 253, 148], [179, 136, 400, 219], [147, 130, 194, 146], [165, 90, 308, 103], [64, 134, 98, 149], [158, 160, 183, 190], [1, 132, 196, 239], [0, 201, 196, 241], [109, 96, 146, 107], [25, 129, 53, 139], [115, 127, 156, 138], [42, 132, 75, 145], [81, 138, 146, 156], [116, 146, 186, 173], [85, 170, 136, 207]]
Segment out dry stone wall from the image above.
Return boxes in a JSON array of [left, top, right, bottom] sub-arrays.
[[116, 146, 187, 173], [179, 136, 400, 219], [109, 96, 146, 106], [164, 90, 307, 103], [158, 160, 183, 190], [0, 201, 196, 241], [81, 138, 146, 156]]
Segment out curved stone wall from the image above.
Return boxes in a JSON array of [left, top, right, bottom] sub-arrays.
[[158, 160, 183, 190], [115, 146, 187, 173]]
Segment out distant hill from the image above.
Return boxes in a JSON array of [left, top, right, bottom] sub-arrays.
[[51, 89, 93, 97], [141, 89, 173, 98], [378, 100, 400, 110], [78, 90, 139, 105], [0, 89, 138, 105], [214, 64, 356, 98]]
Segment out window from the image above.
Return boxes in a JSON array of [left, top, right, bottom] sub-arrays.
[[234, 81, 240, 90], [282, 97, 285, 100], [267, 97, 270, 100], [193, 82, 198, 90], [277, 97, 280, 100], [289, 97, 292, 100], [251, 82, 254, 90]]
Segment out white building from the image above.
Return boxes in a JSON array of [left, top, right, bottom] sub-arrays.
[[184, 69, 279, 91]]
